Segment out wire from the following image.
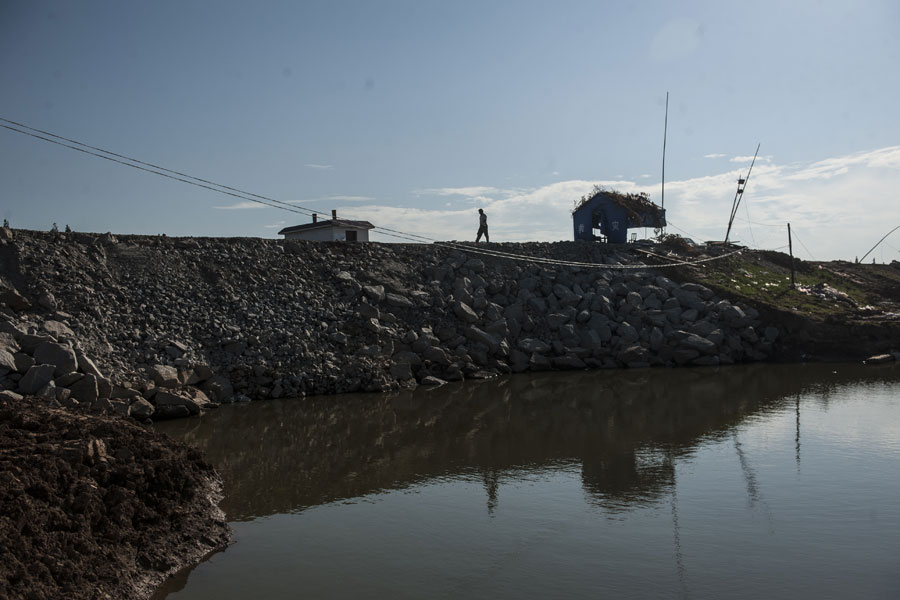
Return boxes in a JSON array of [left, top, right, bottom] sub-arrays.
[[742, 196, 757, 248], [790, 229, 817, 261], [0, 116, 766, 271]]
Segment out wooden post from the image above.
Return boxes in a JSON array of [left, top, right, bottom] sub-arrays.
[[788, 223, 795, 288]]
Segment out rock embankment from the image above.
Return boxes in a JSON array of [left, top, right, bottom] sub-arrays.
[[0, 228, 788, 421]]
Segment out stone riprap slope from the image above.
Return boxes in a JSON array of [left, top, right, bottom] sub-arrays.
[[0, 229, 777, 420]]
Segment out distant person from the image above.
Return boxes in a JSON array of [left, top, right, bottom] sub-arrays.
[[476, 208, 489, 243], [2, 219, 7, 228], [51, 222, 58, 233], [65, 224, 71, 233]]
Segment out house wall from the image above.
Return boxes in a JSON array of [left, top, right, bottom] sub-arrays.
[[284, 226, 370, 242]]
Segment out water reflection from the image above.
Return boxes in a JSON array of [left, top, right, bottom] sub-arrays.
[[156, 363, 898, 522]]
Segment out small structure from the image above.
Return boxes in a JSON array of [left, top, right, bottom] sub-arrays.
[[278, 210, 374, 242], [572, 187, 666, 244]]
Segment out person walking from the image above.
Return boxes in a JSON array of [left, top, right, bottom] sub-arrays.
[[476, 208, 489, 243]]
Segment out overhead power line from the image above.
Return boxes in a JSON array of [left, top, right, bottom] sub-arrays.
[[2, 116, 781, 270]]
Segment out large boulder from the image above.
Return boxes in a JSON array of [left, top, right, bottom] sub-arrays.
[[149, 364, 180, 388], [68, 374, 99, 404], [33, 342, 78, 377], [153, 390, 201, 416], [18, 364, 56, 395], [452, 301, 479, 324]]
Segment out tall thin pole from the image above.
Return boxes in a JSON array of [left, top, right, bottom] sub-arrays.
[[661, 92, 669, 213], [788, 222, 795, 288], [725, 143, 760, 243]]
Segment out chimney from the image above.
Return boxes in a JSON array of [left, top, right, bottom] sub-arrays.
[[312, 213, 317, 223], [332, 209, 337, 220]]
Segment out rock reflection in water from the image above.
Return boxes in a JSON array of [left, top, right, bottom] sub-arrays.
[[156, 363, 892, 522]]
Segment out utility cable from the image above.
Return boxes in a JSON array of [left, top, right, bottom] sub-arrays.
[[0, 117, 775, 271]]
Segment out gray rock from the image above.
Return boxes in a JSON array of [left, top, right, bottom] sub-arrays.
[[390, 362, 414, 380], [466, 326, 499, 354], [154, 390, 201, 415], [386, 293, 415, 308], [681, 282, 714, 300], [129, 398, 155, 420], [33, 342, 78, 376], [764, 327, 780, 342], [0, 288, 30, 311], [420, 375, 447, 386], [518, 338, 550, 354], [0, 349, 16, 373], [0, 390, 23, 401], [358, 302, 380, 319], [0, 321, 26, 340], [41, 320, 75, 339], [679, 334, 718, 355], [19, 334, 56, 355], [74, 349, 104, 378], [12, 352, 33, 373], [393, 350, 422, 366], [200, 374, 234, 403], [149, 364, 180, 388], [55, 372, 85, 388], [68, 374, 99, 404], [649, 327, 665, 351], [453, 301, 479, 324], [618, 344, 649, 365], [528, 352, 552, 371], [363, 285, 386, 302], [617, 322, 640, 344], [740, 327, 760, 344], [547, 312, 570, 330], [552, 354, 587, 370], [18, 364, 56, 395], [422, 346, 452, 366], [673, 288, 705, 312]]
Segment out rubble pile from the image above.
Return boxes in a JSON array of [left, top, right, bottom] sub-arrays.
[[0, 228, 782, 420]]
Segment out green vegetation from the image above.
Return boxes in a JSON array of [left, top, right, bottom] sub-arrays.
[[695, 253, 872, 318]]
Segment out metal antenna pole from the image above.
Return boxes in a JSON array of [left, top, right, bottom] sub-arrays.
[[661, 92, 668, 214], [725, 143, 760, 243]]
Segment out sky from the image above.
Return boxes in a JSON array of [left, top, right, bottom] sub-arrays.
[[2, 0, 899, 261]]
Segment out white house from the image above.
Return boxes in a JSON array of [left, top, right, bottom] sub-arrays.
[[278, 211, 374, 242]]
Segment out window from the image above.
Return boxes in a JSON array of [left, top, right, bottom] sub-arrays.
[[345, 230, 358, 242]]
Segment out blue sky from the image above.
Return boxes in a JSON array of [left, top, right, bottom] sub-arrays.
[[2, 0, 899, 260]]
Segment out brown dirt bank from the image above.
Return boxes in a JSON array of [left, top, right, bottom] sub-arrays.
[[0, 395, 229, 600]]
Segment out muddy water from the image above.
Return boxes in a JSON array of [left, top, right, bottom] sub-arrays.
[[154, 363, 900, 599]]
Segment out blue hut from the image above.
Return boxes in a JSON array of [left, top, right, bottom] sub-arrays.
[[572, 189, 666, 244]]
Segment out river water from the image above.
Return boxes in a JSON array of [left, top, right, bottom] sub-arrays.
[[153, 363, 900, 599]]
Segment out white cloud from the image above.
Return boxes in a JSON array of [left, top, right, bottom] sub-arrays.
[[303, 163, 333, 170], [640, 174, 651, 178], [285, 195, 375, 205], [416, 186, 502, 197], [263, 220, 286, 229], [214, 201, 266, 210], [704, 153, 727, 159], [730, 155, 772, 163], [342, 145, 900, 261], [326, 195, 374, 202]]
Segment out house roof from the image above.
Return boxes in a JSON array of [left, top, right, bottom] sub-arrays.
[[278, 219, 375, 235]]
